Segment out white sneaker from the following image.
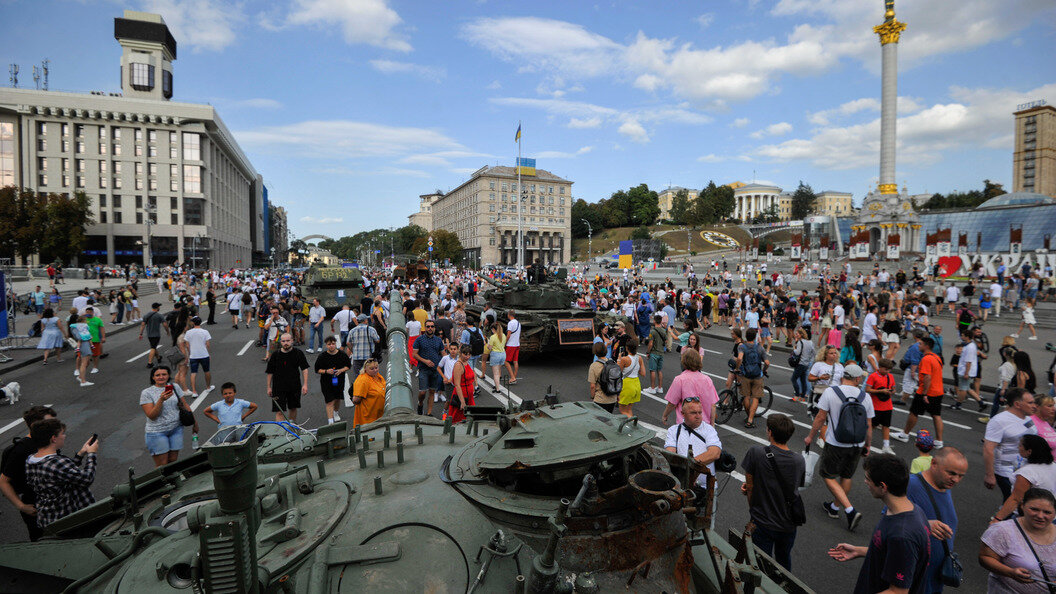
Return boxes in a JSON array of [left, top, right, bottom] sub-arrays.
[[80, 382, 95, 387], [305, 348, 314, 353], [642, 387, 656, 395], [881, 446, 895, 455], [333, 411, 341, 422], [656, 387, 664, 394], [90, 368, 99, 374], [1011, 333, 1019, 338], [1029, 336, 1038, 341], [74, 369, 80, 377], [891, 431, 909, 443], [934, 440, 944, 449]]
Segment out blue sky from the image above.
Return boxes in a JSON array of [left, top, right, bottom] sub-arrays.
[[3, 0, 1055, 238]]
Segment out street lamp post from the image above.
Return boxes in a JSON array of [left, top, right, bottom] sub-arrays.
[[140, 206, 155, 268], [580, 219, 592, 263]]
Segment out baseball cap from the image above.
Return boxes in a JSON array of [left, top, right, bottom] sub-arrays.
[[916, 429, 934, 453], [356, 313, 368, 321], [843, 364, 866, 379]]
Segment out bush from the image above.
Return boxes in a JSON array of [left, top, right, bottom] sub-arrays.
[[631, 225, 652, 240]]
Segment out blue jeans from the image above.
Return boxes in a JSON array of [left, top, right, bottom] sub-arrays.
[[308, 323, 324, 349], [116, 301, 125, 323], [752, 524, 796, 571], [792, 364, 809, 398]]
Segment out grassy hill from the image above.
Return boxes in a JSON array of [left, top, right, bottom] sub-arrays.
[[571, 224, 755, 260]]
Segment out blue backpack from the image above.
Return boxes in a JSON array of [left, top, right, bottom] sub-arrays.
[[741, 343, 764, 379]]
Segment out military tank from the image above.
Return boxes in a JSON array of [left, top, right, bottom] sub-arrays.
[[392, 259, 431, 285], [0, 291, 811, 594], [298, 264, 365, 315], [466, 271, 599, 355]]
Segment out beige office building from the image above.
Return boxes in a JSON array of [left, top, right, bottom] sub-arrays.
[[429, 165, 572, 266], [657, 186, 699, 221], [408, 193, 440, 231], [777, 192, 793, 220], [814, 191, 853, 217], [1013, 103, 1056, 197], [0, 11, 264, 268]]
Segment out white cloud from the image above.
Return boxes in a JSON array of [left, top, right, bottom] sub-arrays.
[[753, 81, 1056, 171], [696, 13, 714, 28], [534, 146, 594, 159], [286, 0, 411, 51], [300, 216, 344, 224], [369, 60, 446, 82], [807, 96, 922, 125], [236, 120, 462, 159], [749, 122, 793, 139], [399, 150, 495, 167], [618, 118, 649, 143], [234, 98, 283, 109], [698, 153, 752, 163], [731, 117, 751, 128], [140, 0, 241, 51], [461, 17, 622, 79], [450, 167, 478, 175], [313, 166, 430, 178], [568, 117, 602, 129], [486, 80, 502, 90]]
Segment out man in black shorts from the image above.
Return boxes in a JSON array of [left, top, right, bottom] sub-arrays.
[[138, 303, 167, 368], [892, 336, 945, 448], [265, 333, 309, 422]]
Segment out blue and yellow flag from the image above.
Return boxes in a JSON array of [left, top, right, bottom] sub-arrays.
[[618, 240, 633, 269], [515, 124, 521, 142]]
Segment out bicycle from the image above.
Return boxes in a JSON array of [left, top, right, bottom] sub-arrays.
[[716, 372, 774, 425]]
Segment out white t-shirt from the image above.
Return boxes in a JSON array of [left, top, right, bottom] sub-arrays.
[[72, 295, 89, 314], [439, 354, 457, 382], [957, 341, 978, 377], [809, 361, 845, 391], [945, 286, 959, 302], [985, 411, 1038, 478], [332, 309, 355, 332], [862, 312, 878, 342], [990, 283, 1002, 299], [406, 319, 421, 337], [664, 422, 722, 482], [833, 305, 845, 326], [507, 319, 521, 347], [818, 384, 875, 447], [308, 305, 326, 324], [1014, 463, 1056, 494], [184, 327, 211, 359]]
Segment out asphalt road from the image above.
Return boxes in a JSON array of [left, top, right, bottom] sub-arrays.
[[0, 318, 1000, 592]]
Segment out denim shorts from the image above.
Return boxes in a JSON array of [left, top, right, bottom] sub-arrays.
[[189, 357, 210, 373], [145, 424, 184, 455], [489, 351, 506, 367], [419, 366, 443, 391]]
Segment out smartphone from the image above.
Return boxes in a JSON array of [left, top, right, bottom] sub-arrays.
[[88, 433, 98, 445], [165, 384, 174, 393]]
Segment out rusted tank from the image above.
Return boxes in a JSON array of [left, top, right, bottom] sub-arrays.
[[299, 264, 365, 315], [392, 259, 431, 284]]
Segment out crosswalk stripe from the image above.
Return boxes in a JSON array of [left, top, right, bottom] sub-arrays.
[[236, 340, 254, 357], [126, 350, 150, 363], [189, 387, 213, 411], [0, 404, 53, 437]]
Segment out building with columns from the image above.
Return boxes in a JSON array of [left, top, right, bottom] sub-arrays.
[[426, 165, 572, 267], [733, 183, 782, 222], [0, 11, 265, 268]]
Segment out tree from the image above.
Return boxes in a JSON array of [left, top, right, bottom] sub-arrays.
[[751, 205, 780, 224], [411, 229, 463, 263], [0, 188, 47, 264], [919, 180, 1003, 211], [712, 183, 735, 221], [627, 184, 660, 226], [600, 190, 631, 227], [790, 181, 817, 220], [39, 191, 93, 264], [668, 189, 691, 225], [631, 225, 652, 240], [394, 224, 428, 253], [571, 199, 604, 238], [289, 239, 309, 266], [983, 179, 1007, 200]]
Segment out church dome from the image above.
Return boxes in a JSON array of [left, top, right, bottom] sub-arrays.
[[977, 192, 1056, 209]]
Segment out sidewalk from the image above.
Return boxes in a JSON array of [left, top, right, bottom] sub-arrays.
[[5, 275, 158, 297]]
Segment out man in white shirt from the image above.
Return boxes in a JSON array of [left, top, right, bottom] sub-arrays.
[[71, 291, 90, 315], [330, 304, 355, 347], [664, 399, 722, 485], [833, 303, 846, 331], [306, 298, 326, 353], [984, 388, 1037, 502], [945, 284, 959, 315], [953, 330, 985, 411], [183, 317, 213, 397], [804, 364, 874, 532], [506, 310, 522, 383], [861, 304, 880, 344], [989, 281, 1003, 317]]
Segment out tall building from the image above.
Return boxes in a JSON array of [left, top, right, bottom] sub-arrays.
[[428, 165, 572, 267], [407, 192, 440, 231], [733, 183, 782, 222], [1012, 102, 1055, 197], [0, 10, 265, 268], [814, 191, 853, 217], [657, 186, 699, 221], [269, 204, 289, 261]]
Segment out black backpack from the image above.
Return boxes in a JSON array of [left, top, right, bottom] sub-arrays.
[[28, 320, 42, 337], [599, 359, 623, 396], [832, 386, 869, 444], [468, 327, 485, 357]]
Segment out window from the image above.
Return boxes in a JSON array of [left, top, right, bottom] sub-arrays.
[[61, 140, 68, 152], [62, 175, 69, 187], [113, 143, 122, 156], [170, 165, 178, 191], [148, 130, 157, 143], [100, 211, 107, 223], [149, 163, 157, 176], [490, 193, 495, 200], [113, 195, 122, 207], [502, 183, 508, 191], [148, 145, 156, 157], [182, 133, 200, 160], [162, 70, 173, 99], [98, 161, 107, 175], [99, 142, 107, 155], [38, 138, 47, 151], [135, 129, 143, 142], [135, 162, 143, 175], [171, 213, 178, 225], [560, 187, 565, 195], [184, 198, 204, 225], [170, 131, 177, 145], [62, 124, 69, 137], [37, 122, 46, 135], [135, 178, 143, 190], [170, 145, 177, 159], [149, 178, 157, 190], [75, 125, 84, 138], [135, 196, 143, 209], [99, 195, 107, 207], [113, 128, 121, 140], [61, 158, 69, 172], [0, 123, 14, 187], [183, 165, 201, 193], [76, 159, 85, 172], [130, 63, 154, 91], [489, 181, 495, 190], [76, 176, 85, 188], [114, 211, 122, 224], [170, 197, 178, 210], [99, 127, 106, 140], [38, 157, 47, 171], [39, 173, 47, 185], [76, 141, 85, 154], [490, 238, 496, 246], [489, 204, 495, 212], [136, 212, 143, 224], [135, 144, 143, 157]]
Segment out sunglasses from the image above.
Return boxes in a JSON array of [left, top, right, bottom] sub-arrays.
[[683, 397, 701, 403]]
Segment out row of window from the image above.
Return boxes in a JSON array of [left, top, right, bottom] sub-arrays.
[[492, 192, 565, 205], [489, 180, 566, 195], [36, 159, 202, 193], [95, 194, 204, 226], [35, 125, 201, 161]]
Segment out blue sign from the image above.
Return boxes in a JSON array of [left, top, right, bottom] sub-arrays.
[[428, 246, 433, 252], [0, 271, 7, 339], [517, 157, 536, 168], [341, 263, 355, 268], [374, 250, 381, 254]]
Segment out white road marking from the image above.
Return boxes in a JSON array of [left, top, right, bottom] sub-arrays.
[[237, 340, 254, 357], [0, 404, 53, 437], [189, 386, 214, 411], [126, 350, 150, 363]]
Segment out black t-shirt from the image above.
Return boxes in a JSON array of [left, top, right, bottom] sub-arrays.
[[314, 350, 351, 393], [854, 506, 931, 594], [266, 348, 310, 392], [740, 445, 805, 533], [434, 318, 455, 343], [0, 437, 38, 503]]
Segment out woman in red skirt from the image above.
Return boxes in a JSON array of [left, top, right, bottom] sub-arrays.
[[449, 346, 476, 423]]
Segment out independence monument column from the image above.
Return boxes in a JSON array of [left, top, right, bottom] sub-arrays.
[[874, 0, 906, 195]]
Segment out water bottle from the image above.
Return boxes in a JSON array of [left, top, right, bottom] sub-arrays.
[[191, 433, 199, 450], [332, 374, 339, 386]]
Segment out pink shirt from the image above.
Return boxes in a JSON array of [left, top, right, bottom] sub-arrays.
[[1032, 415, 1056, 455], [666, 370, 720, 425]]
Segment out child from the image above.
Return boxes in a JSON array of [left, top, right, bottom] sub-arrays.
[[1012, 297, 1038, 340], [865, 358, 896, 454], [910, 429, 935, 474], [438, 343, 459, 407], [202, 382, 257, 429]]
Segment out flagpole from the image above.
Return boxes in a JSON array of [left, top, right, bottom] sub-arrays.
[[517, 120, 523, 269]]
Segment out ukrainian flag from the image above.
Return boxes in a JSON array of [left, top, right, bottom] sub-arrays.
[[515, 124, 521, 142], [618, 240, 633, 269]]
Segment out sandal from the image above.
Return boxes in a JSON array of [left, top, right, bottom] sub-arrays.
[[744, 421, 756, 429]]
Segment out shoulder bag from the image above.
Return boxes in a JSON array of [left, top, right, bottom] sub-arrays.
[[176, 392, 195, 427], [920, 475, 963, 587], [1014, 518, 1056, 594], [764, 446, 806, 525]]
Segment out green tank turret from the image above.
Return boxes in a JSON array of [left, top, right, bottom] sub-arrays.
[[0, 290, 812, 593], [299, 264, 366, 315]]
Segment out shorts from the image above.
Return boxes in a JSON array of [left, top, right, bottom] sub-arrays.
[[648, 353, 664, 371], [147, 336, 161, 349], [418, 367, 443, 391], [910, 393, 943, 417], [145, 424, 184, 455], [320, 381, 344, 403], [760, 327, 771, 338], [90, 342, 103, 357], [818, 443, 862, 480], [901, 374, 918, 396], [957, 376, 970, 391], [34, 304, 43, 314], [189, 357, 210, 373], [505, 346, 520, 363], [871, 409, 892, 428], [489, 351, 506, 367], [885, 333, 900, 344], [740, 376, 764, 399], [271, 389, 302, 412]]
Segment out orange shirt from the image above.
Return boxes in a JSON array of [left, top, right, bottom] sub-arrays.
[[917, 352, 944, 397]]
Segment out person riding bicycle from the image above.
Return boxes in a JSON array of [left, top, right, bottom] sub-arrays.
[[955, 302, 975, 334], [735, 328, 769, 429]]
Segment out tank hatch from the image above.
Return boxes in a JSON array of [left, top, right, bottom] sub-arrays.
[[477, 402, 653, 471]]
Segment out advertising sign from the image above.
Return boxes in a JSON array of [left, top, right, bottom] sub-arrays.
[[557, 319, 595, 345]]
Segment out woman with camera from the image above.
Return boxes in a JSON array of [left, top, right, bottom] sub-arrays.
[[140, 366, 197, 467]]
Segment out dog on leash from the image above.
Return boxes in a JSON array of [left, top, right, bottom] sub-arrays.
[[0, 381, 20, 405]]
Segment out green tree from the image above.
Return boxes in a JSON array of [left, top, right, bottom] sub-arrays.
[[0, 188, 47, 264], [712, 183, 735, 221], [752, 205, 780, 224], [571, 199, 604, 238], [411, 228, 463, 262], [790, 181, 817, 220], [395, 224, 428, 253], [289, 239, 309, 266], [983, 179, 1007, 200], [631, 225, 651, 240], [600, 190, 631, 227], [668, 189, 691, 225], [39, 191, 93, 264], [627, 183, 660, 226]]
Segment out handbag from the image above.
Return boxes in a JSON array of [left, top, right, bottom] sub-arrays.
[[176, 394, 195, 427], [920, 475, 964, 588], [1014, 518, 1056, 594], [764, 446, 806, 525]]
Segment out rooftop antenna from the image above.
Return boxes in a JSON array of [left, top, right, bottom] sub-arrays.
[[8, 64, 18, 88], [42, 58, 49, 91], [32, 66, 40, 90]]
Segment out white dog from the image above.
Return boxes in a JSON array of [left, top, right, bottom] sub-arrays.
[[0, 381, 20, 405]]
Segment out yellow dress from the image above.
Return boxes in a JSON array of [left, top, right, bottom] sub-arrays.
[[353, 372, 387, 426]]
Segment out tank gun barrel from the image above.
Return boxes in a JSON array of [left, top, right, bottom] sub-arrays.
[[381, 290, 415, 416], [476, 272, 505, 288]]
